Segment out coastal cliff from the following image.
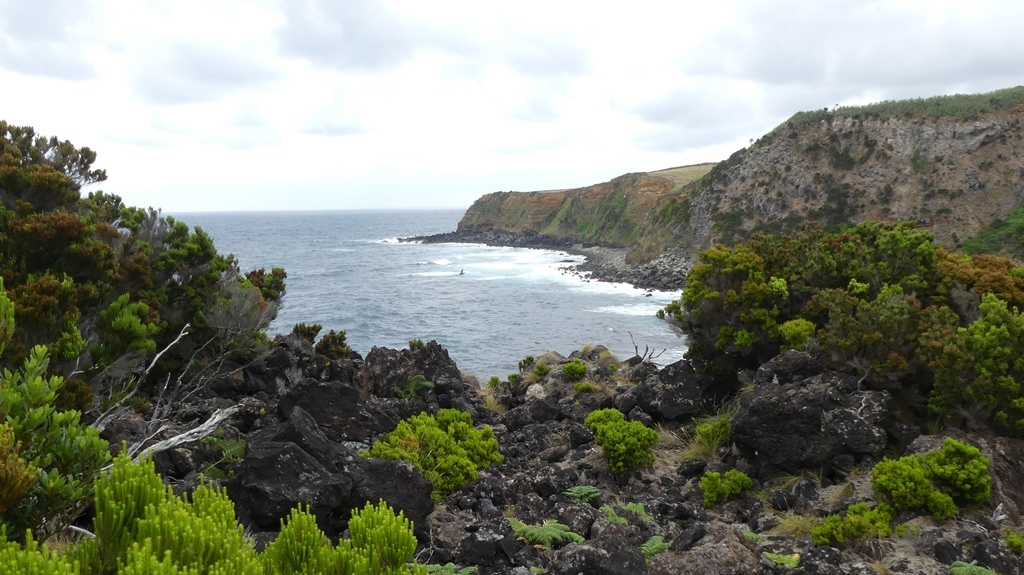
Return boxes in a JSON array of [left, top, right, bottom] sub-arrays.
[[441, 87, 1024, 273]]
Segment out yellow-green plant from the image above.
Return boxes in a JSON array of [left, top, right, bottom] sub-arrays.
[[584, 408, 658, 474], [0, 423, 36, 516], [701, 469, 753, 507], [508, 518, 583, 549], [811, 502, 894, 547], [562, 360, 587, 382], [363, 409, 503, 502], [640, 535, 670, 562]]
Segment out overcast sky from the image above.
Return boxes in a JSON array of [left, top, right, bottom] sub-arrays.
[[2, 0, 1022, 212]]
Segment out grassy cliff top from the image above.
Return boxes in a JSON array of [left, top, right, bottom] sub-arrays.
[[782, 85, 1024, 130]]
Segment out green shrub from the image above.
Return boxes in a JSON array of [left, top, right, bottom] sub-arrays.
[[584, 409, 659, 473], [683, 415, 731, 462], [315, 329, 352, 359], [574, 382, 599, 393], [701, 469, 753, 507], [518, 356, 535, 371], [0, 345, 111, 542], [0, 530, 78, 575], [409, 338, 424, 350], [364, 409, 503, 502], [533, 362, 552, 377], [562, 360, 587, 382], [292, 322, 322, 344], [871, 438, 990, 520], [508, 518, 584, 549], [810, 502, 893, 546], [1005, 531, 1024, 554], [487, 376, 501, 388], [779, 318, 816, 351], [923, 438, 991, 503]]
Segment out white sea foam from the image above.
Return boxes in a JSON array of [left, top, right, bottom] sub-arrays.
[[592, 304, 665, 317], [432, 259, 453, 266]]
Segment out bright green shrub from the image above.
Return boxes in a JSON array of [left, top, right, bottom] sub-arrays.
[[487, 376, 501, 388], [810, 502, 893, 546], [0, 530, 78, 575], [871, 438, 990, 520], [700, 469, 753, 507], [923, 438, 991, 503], [93, 293, 159, 365], [779, 318, 816, 350], [562, 360, 587, 382], [0, 345, 110, 541], [348, 500, 420, 572], [584, 409, 659, 474], [534, 362, 551, 377], [363, 409, 503, 502], [1005, 531, 1024, 554]]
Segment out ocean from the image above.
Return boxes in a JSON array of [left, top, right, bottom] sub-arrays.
[[173, 209, 688, 380]]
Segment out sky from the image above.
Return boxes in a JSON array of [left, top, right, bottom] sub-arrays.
[[2, 0, 1023, 212]]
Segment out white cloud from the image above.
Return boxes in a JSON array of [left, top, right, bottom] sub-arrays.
[[0, 0, 1019, 212]]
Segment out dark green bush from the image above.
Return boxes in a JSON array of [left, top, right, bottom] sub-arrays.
[[584, 409, 659, 473], [363, 409, 503, 502], [409, 338, 424, 350], [700, 469, 752, 507], [533, 362, 552, 377], [292, 323, 322, 344], [562, 359, 587, 382], [315, 329, 352, 359]]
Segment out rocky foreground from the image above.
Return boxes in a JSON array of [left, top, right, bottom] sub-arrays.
[[104, 334, 1024, 575]]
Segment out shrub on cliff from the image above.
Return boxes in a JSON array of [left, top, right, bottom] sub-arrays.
[[661, 220, 1024, 434], [871, 438, 990, 519], [810, 502, 894, 546], [584, 408, 658, 473], [363, 409, 503, 502], [700, 469, 752, 507], [562, 359, 587, 382]]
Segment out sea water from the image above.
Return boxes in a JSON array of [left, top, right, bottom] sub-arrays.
[[174, 209, 688, 379]]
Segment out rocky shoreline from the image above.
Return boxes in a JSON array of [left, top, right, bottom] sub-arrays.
[[110, 332, 1024, 575], [404, 230, 692, 292]]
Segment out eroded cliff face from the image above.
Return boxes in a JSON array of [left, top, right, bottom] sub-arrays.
[[455, 104, 1024, 264], [456, 173, 679, 249], [685, 105, 1024, 252]]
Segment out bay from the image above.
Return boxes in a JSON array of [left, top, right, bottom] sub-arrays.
[[173, 209, 688, 379]]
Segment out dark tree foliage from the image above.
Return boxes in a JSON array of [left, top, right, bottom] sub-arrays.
[[664, 221, 1024, 434], [0, 121, 286, 391]]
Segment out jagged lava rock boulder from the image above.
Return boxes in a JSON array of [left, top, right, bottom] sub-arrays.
[[731, 351, 891, 475]]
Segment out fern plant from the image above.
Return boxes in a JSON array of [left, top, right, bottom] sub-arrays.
[[640, 535, 670, 562], [948, 561, 998, 575], [425, 563, 479, 575], [599, 506, 628, 525], [624, 502, 653, 522], [508, 518, 584, 549], [563, 485, 601, 505]]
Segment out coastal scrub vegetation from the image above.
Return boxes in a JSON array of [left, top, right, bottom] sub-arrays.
[[781, 86, 1024, 130], [662, 220, 1024, 435], [0, 120, 286, 415], [584, 408, 658, 473], [0, 453, 429, 574], [363, 409, 503, 502]]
